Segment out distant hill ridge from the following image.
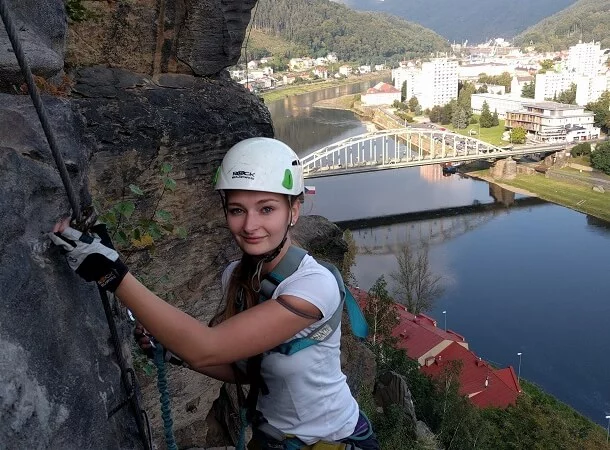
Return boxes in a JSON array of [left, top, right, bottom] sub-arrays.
[[514, 0, 610, 50], [330, 0, 577, 43], [250, 0, 449, 64]]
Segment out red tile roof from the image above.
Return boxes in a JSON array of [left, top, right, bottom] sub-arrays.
[[367, 82, 400, 94], [422, 342, 521, 408]]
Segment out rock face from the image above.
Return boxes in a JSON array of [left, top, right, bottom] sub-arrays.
[[0, 95, 141, 449], [0, 0, 67, 89], [66, 0, 257, 76]]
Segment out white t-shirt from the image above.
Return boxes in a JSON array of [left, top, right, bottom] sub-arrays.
[[222, 254, 359, 444]]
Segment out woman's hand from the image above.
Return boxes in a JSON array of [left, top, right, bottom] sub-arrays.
[[48, 221, 129, 292]]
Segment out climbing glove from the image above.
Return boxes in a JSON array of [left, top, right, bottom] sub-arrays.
[[49, 224, 129, 292]]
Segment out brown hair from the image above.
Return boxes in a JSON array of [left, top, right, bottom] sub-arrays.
[[211, 193, 304, 324]]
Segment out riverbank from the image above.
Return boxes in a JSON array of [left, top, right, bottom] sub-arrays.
[[466, 169, 610, 223], [260, 71, 389, 103]]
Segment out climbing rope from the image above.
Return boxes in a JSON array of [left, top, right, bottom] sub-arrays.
[[153, 344, 178, 450], [0, 0, 81, 221], [0, 1, 154, 448]]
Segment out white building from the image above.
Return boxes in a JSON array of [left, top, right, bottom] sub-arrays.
[[471, 93, 538, 118], [374, 64, 386, 71], [458, 62, 514, 79], [289, 57, 314, 72], [511, 75, 535, 98], [392, 59, 458, 109], [505, 102, 600, 143], [566, 41, 605, 77], [361, 82, 401, 106], [535, 72, 574, 102], [313, 66, 328, 79], [474, 82, 506, 95], [327, 53, 338, 63], [419, 58, 459, 109], [359, 65, 372, 74], [338, 65, 352, 77]]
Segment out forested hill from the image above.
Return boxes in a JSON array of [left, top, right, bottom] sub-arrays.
[[330, 0, 577, 43], [250, 0, 450, 65], [514, 0, 610, 50]]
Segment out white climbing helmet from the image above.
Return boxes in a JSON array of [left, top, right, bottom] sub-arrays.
[[214, 137, 304, 196]]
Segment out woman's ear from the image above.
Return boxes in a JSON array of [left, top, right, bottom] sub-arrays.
[[290, 198, 301, 226]]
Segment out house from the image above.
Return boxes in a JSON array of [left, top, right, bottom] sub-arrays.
[[352, 289, 521, 409], [359, 65, 372, 74], [289, 57, 314, 72], [313, 66, 328, 80], [338, 65, 352, 77], [247, 60, 258, 70], [375, 64, 386, 71], [327, 53, 338, 63], [361, 82, 401, 106]]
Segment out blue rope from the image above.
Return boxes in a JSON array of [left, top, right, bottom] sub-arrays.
[[236, 408, 248, 450], [153, 344, 178, 450]]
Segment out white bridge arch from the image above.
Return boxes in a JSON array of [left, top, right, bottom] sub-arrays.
[[301, 128, 560, 178]]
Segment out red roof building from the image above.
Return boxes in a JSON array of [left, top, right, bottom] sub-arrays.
[[352, 288, 521, 409]]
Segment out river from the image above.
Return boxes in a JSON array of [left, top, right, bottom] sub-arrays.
[[266, 80, 610, 426]]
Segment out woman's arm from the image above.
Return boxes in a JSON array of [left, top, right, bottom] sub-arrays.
[[116, 273, 320, 368]]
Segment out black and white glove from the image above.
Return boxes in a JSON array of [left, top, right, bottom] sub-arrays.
[[49, 224, 129, 292]]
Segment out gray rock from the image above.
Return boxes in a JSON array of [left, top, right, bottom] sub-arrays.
[[0, 95, 142, 448], [593, 185, 605, 193], [0, 0, 67, 89]]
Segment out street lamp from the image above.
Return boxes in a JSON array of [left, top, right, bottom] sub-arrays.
[[605, 415, 610, 443], [517, 352, 523, 382], [442, 310, 447, 331]]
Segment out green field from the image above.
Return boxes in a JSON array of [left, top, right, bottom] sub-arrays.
[[474, 170, 610, 222], [245, 29, 306, 59], [447, 118, 508, 146]]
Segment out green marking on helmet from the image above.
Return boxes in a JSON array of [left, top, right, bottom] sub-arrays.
[[282, 169, 293, 190], [213, 167, 220, 185]]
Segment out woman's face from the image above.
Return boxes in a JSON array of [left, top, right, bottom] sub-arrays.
[[225, 190, 300, 256]]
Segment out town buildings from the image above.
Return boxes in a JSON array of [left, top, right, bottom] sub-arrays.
[[535, 41, 610, 106]]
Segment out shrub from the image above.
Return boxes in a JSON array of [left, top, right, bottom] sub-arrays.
[[570, 142, 591, 157], [591, 142, 610, 175]]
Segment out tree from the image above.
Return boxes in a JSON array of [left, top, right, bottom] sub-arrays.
[[451, 106, 469, 129], [479, 101, 494, 128], [570, 142, 591, 157], [407, 96, 420, 114], [401, 81, 407, 102], [492, 110, 499, 127], [539, 59, 555, 73], [591, 142, 610, 175], [390, 243, 445, 314], [521, 81, 535, 99], [556, 83, 577, 105], [441, 101, 453, 125], [363, 276, 398, 348], [510, 127, 527, 144], [476, 84, 488, 94], [429, 105, 443, 123], [586, 91, 610, 132]]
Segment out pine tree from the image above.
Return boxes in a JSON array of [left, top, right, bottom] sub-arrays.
[[479, 101, 494, 128], [363, 276, 398, 348]]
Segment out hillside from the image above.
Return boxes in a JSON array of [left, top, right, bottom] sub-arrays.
[[250, 0, 450, 65], [514, 0, 610, 50], [331, 0, 577, 43]]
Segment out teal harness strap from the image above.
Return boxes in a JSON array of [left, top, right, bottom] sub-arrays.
[[260, 246, 369, 356]]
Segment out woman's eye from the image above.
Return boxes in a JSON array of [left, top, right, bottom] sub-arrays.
[[228, 208, 244, 215], [261, 206, 274, 214]]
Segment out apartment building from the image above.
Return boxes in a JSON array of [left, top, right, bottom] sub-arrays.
[[566, 41, 605, 77], [392, 58, 458, 109], [505, 102, 600, 143]]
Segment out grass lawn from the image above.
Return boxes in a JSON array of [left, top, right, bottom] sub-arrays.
[[447, 119, 508, 146], [246, 29, 306, 60], [496, 172, 610, 222]]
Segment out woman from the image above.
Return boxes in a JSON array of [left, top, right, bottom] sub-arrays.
[[50, 137, 379, 449]]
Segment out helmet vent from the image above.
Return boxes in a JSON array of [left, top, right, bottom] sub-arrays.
[[282, 169, 294, 190]]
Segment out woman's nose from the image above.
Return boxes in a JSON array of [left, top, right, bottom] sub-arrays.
[[242, 212, 260, 232]]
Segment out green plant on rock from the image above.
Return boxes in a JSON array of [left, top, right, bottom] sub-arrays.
[[65, 0, 92, 22], [98, 162, 187, 255]]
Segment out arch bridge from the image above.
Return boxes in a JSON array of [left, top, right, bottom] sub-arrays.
[[301, 128, 563, 178]]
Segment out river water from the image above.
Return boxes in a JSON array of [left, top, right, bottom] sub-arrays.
[[267, 81, 610, 425]]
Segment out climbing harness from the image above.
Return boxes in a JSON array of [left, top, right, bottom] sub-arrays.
[[235, 246, 370, 450], [0, 1, 155, 448]]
